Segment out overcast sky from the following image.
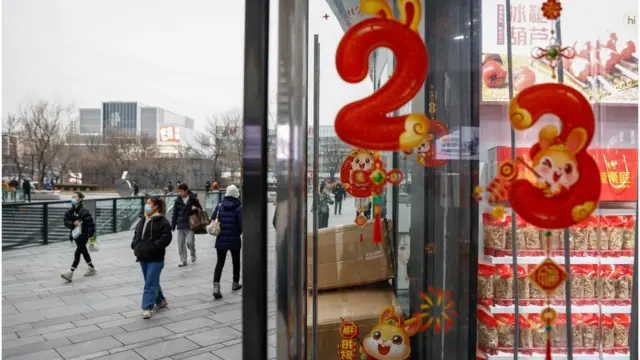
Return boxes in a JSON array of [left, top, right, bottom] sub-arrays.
[[2, 0, 373, 127]]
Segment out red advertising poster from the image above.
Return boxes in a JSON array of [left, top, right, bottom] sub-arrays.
[[482, 0, 638, 103], [491, 146, 638, 201]]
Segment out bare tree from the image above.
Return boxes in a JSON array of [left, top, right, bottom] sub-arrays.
[[197, 109, 243, 181], [6, 101, 71, 186], [322, 138, 350, 182], [2, 115, 27, 180]]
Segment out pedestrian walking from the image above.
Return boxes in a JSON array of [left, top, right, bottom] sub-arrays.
[[61, 192, 97, 282], [212, 181, 219, 190], [332, 183, 346, 215], [22, 178, 31, 202], [133, 181, 140, 196], [167, 181, 174, 193], [313, 183, 333, 229], [131, 196, 172, 319], [204, 180, 211, 192], [171, 183, 202, 267], [210, 185, 243, 299]]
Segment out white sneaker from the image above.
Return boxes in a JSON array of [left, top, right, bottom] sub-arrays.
[[61, 271, 73, 282], [142, 310, 152, 319], [84, 267, 97, 277]]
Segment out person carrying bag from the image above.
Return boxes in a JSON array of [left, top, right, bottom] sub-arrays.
[[210, 185, 243, 299], [61, 192, 97, 282]]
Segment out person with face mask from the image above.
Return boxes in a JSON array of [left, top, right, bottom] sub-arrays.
[[170, 183, 202, 267], [61, 192, 96, 282], [131, 196, 172, 319]]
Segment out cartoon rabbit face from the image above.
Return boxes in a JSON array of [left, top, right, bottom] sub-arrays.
[[532, 125, 588, 194], [415, 134, 435, 155], [352, 152, 374, 171], [362, 308, 421, 360]]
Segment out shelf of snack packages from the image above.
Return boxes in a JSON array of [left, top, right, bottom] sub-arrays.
[[477, 212, 635, 360]]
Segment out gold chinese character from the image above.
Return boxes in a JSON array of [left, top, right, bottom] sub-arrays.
[[601, 172, 608, 184], [619, 172, 631, 187], [340, 349, 355, 360], [341, 340, 355, 350], [607, 172, 619, 184], [342, 325, 355, 336]]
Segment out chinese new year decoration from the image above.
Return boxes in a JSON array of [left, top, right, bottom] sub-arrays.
[[403, 86, 449, 167], [415, 287, 458, 334], [334, 0, 432, 152], [338, 308, 424, 360]]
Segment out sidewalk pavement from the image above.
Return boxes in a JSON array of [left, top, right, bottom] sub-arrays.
[[2, 201, 357, 360]]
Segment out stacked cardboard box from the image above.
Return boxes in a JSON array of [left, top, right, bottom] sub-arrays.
[[306, 220, 401, 359]]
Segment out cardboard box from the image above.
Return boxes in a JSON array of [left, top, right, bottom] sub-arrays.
[[307, 220, 394, 290], [306, 285, 404, 359]]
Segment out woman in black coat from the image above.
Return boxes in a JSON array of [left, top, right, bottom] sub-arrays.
[[61, 192, 96, 282], [210, 185, 243, 299], [131, 196, 172, 319]]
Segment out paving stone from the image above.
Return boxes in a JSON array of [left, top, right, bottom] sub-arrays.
[[113, 326, 174, 345], [181, 353, 222, 360], [2, 337, 71, 359], [97, 317, 141, 330], [120, 316, 174, 332], [17, 322, 77, 338], [39, 303, 94, 319], [89, 297, 137, 311], [32, 314, 87, 328], [3, 333, 19, 341], [74, 314, 126, 327], [13, 298, 67, 312], [163, 317, 218, 333], [4, 349, 63, 360], [68, 327, 128, 344], [212, 343, 242, 360], [2, 334, 46, 349], [101, 286, 141, 298], [166, 309, 215, 322], [186, 327, 242, 347], [94, 350, 145, 360], [207, 309, 242, 324], [2, 311, 46, 326], [2, 323, 33, 335], [55, 336, 123, 359], [133, 338, 199, 360], [43, 324, 101, 340]]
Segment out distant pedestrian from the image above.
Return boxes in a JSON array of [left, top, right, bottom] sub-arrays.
[[166, 181, 174, 193], [313, 183, 333, 229], [212, 181, 219, 190], [211, 185, 243, 299], [133, 181, 140, 196], [171, 183, 202, 267], [61, 192, 97, 282], [204, 180, 211, 192], [22, 178, 31, 202], [332, 183, 346, 215], [131, 196, 171, 319]]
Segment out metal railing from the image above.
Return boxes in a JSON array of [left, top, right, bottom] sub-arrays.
[[2, 189, 25, 203], [1, 190, 242, 250]]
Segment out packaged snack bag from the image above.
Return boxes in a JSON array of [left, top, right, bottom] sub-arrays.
[[551, 314, 567, 349], [484, 213, 506, 256], [600, 265, 617, 306], [608, 216, 625, 254], [494, 265, 514, 306], [581, 313, 599, 350], [516, 265, 529, 306], [581, 265, 598, 305], [529, 313, 546, 352], [518, 314, 533, 354], [494, 313, 515, 350], [478, 308, 499, 353], [612, 314, 631, 353], [601, 315, 615, 354], [570, 265, 584, 304], [571, 314, 583, 351], [478, 264, 496, 306], [570, 219, 588, 256], [528, 264, 545, 306], [622, 215, 635, 256], [616, 265, 632, 305], [519, 217, 538, 254]]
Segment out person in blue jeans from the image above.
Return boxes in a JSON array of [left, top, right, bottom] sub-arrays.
[[131, 196, 172, 319]]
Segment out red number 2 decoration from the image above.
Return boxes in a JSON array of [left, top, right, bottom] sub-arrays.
[[508, 83, 601, 228], [335, 0, 429, 151]]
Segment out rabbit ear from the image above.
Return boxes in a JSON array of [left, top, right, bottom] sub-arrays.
[[379, 307, 395, 323], [565, 128, 588, 155], [403, 317, 422, 337], [538, 125, 559, 149]]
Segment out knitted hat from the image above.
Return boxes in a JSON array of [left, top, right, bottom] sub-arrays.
[[226, 185, 240, 198]]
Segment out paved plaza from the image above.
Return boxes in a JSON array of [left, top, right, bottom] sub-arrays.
[[2, 201, 357, 360]]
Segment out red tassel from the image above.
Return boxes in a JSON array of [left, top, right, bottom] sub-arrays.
[[373, 204, 382, 244], [545, 336, 552, 360], [360, 233, 363, 242]]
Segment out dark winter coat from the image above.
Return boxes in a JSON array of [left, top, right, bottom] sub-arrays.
[[211, 196, 243, 249], [63, 204, 96, 243], [22, 180, 31, 193], [171, 192, 202, 231], [333, 184, 346, 201], [131, 214, 172, 262]]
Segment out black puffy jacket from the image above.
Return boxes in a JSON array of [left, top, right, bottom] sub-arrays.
[[211, 196, 243, 250], [64, 204, 95, 242], [171, 192, 202, 230], [131, 214, 172, 262]]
